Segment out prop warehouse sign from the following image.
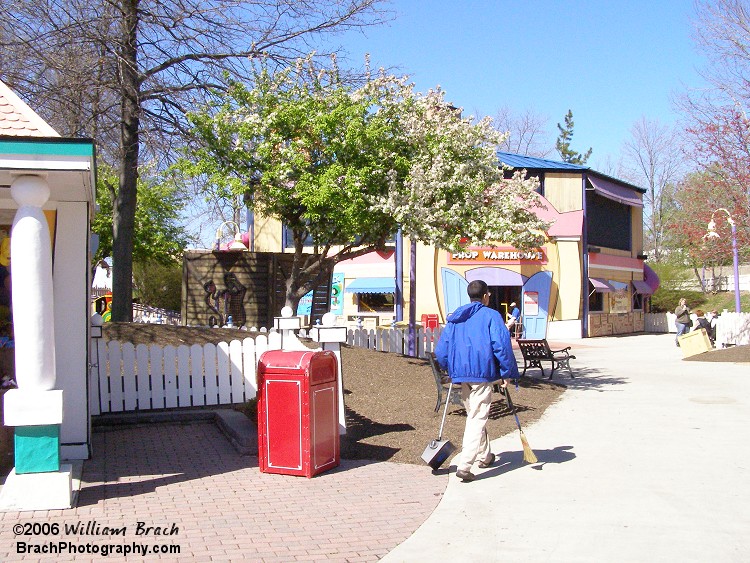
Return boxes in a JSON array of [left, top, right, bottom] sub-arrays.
[[448, 247, 547, 265]]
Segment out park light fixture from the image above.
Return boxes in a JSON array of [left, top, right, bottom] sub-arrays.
[[704, 208, 741, 313], [214, 221, 247, 251]]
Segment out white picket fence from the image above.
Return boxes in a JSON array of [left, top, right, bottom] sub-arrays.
[[645, 311, 750, 346], [346, 326, 443, 358], [91, 325, 443, 415], [90, 330, 285, 415], [644, 312, 677, 333], [715, 312, 750, 347]]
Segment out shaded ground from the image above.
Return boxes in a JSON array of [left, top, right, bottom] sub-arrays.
[[684, 344, 750, 363], [103, 323, 566, 465]]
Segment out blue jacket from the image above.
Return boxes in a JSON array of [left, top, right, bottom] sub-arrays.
[[434, 301, 520, 384]]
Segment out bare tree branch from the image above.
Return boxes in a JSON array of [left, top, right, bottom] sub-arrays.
[[1, 0, 391, 321], [492, 106, 553, 157]]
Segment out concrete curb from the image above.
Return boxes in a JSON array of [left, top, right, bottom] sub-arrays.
[[214, 409, 258, 456], [93, 408, 258, 456]]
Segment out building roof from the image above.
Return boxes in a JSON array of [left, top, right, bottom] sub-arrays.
[[497, 151, 646, 194], [496, 151, 589, 171], [0, 80, 96, 208], [0, 79, 59, 137]]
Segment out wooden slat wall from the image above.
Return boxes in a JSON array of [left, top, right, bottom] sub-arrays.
[[182, 250, 332, 328], [183, 251, 273, 328]]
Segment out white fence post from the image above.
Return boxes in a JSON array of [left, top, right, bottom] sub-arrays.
[[134, 343, 150, 410], [164, 346, 178, 409], [204, 343, 219, 406], [190, 344, 206, 407], [89, 337, 102, 416], [242, 337, 257, 400], [176, 345, 191, 407], [108, 342, 123, 412], [150, 343, 165, 409]]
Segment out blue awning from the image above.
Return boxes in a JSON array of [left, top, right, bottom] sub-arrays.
[[344, 277, 396, 294]]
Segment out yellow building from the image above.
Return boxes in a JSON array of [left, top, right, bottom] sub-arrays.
[[254, 152, 656, 339]]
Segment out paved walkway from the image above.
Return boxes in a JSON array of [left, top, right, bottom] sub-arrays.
[[1, 333, 749, 561], [384, 333, 750, 562], [0, 423, 445, 561]]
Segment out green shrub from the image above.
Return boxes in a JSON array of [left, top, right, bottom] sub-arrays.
[[650, 289, 704, 313]]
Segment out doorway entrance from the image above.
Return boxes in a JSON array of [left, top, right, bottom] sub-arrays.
[[487, 285, 522, 321]]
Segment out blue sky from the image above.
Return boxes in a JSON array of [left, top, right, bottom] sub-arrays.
[[328, 0, 707, 172]]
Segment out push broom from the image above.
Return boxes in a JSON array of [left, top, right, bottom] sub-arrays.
[[503, 386, 538, 464]]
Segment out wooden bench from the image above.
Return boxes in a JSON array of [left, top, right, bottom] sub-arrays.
[[517, 339, 575, 379]]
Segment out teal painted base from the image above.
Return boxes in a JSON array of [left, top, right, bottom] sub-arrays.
[[14, 425, 60, 474]]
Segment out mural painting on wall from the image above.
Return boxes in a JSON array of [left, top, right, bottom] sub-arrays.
[[0, 226, 12, 389], [0, 228, 11, 340], [203, 273, 247, 327]]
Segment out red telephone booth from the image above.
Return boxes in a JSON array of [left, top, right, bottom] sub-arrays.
[[257, 350, 340, 478]]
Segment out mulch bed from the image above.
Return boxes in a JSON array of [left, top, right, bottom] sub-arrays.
[[337, 346, 565, 465], [683, 344, 750, 363], [103, 323, 566, 465]]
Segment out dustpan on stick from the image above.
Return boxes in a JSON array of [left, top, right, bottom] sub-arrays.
[[421, 382, 457, 469]]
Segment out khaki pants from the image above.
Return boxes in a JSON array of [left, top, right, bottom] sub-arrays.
[[457, 382, 493, 472]]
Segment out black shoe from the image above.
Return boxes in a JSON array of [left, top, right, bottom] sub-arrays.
[[455, 469, 475, 482], [478, 453, 495, 468]]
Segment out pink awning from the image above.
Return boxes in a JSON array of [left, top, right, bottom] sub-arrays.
[[643, 263, 660, 293], [589, 278, 614, 292], [632, 280, 653, 294], [588, 175, 643, 208]]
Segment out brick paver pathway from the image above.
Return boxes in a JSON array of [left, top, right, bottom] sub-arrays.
[[0, 422, 446, 561]]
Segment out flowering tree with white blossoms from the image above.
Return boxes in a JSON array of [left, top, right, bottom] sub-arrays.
[[179, 57, 549, 311], [375, 86, 548, 251]]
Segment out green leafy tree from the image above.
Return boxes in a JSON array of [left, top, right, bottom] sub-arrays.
[[133, 261, 182, 311], [92, 164, 192, 266], [179, 58, 549, 310], [555, 109, 592, 164]]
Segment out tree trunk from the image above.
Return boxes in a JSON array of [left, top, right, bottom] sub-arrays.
[[111, 0, 140, 322], [284, 254, 333, 316]]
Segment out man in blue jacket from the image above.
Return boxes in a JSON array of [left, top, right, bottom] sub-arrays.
[[435, 279, 520, 482]]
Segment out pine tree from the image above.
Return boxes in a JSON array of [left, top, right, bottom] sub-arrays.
[[555, 109, 592, 164]]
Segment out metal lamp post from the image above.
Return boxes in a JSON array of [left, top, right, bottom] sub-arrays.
[[705, 208, 741, 313]]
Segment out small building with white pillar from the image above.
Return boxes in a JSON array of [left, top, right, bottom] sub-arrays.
[[0, 79, 97, 483]]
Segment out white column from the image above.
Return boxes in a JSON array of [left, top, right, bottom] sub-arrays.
[[10, 175, 56, 391], [1, 174, 71, 511]]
